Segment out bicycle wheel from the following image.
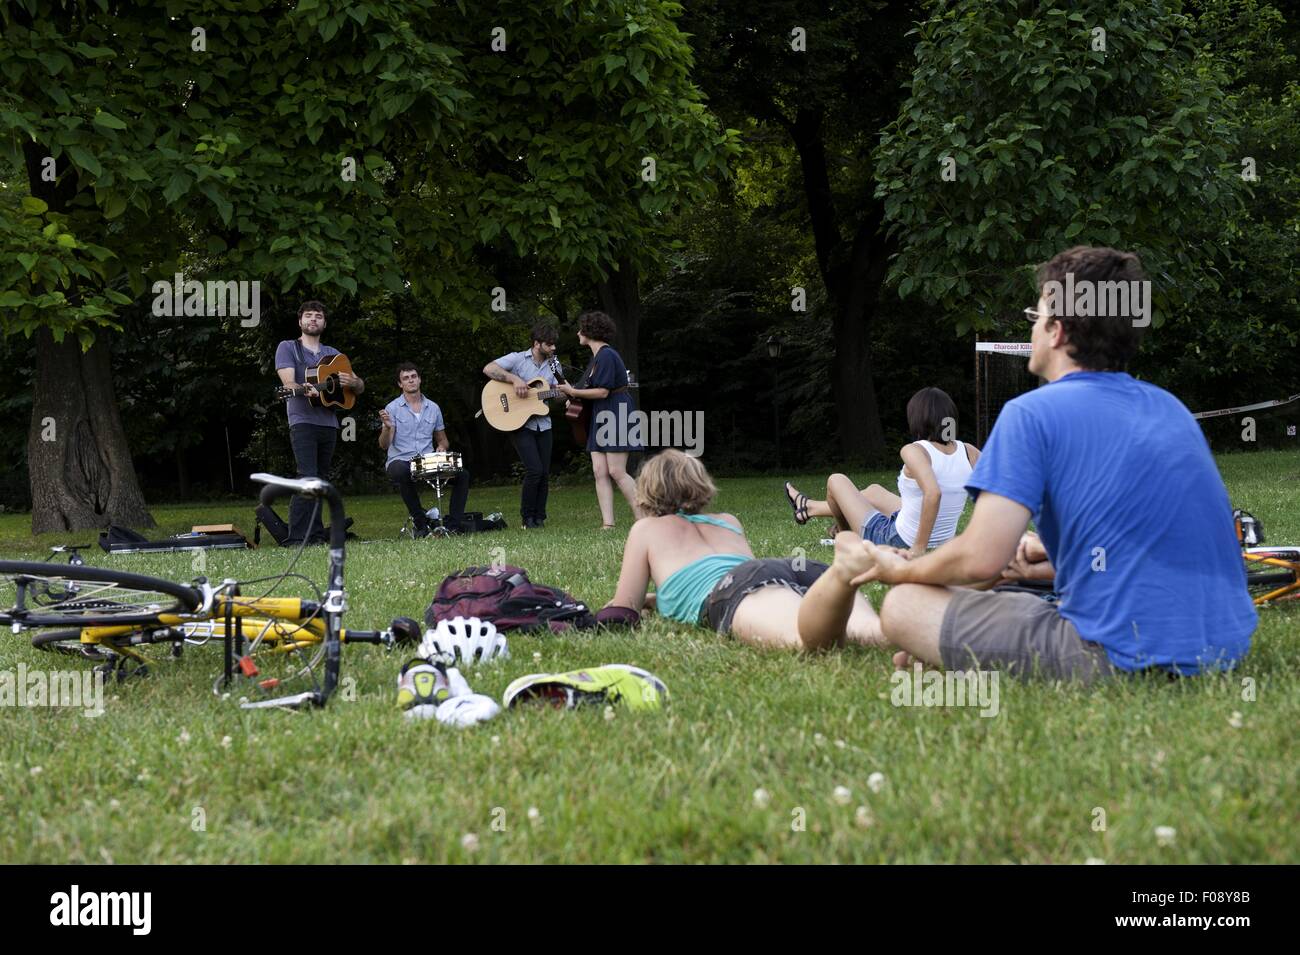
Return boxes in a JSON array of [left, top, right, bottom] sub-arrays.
[[30, 628, 112, 661], [1247, 569, 1296, 589], [0, 561, 201, 627]]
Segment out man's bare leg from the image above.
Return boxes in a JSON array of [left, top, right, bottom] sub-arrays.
[[795, 531, 886, 650], [879, 583, 956, 667]]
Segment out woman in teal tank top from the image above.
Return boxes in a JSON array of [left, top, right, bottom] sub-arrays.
[[602, 451, 886, 651]]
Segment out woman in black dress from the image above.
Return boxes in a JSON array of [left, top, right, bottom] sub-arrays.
[[558, 310, 641, 529]]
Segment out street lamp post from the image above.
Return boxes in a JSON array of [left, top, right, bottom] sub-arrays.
[[766, 335, 782, 467]]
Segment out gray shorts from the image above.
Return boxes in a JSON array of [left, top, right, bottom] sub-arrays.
[[939, 588, 1118, 684], [703, 558, 829, 634]]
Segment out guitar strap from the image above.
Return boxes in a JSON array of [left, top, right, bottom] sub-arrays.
[[292, 338, 330, 383], [293, 339, 307, 385]]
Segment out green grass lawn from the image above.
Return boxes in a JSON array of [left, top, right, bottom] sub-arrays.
[[1, 450, 1297, 863]]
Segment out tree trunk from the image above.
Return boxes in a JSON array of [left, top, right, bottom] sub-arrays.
[[175, 444, 191, 500], [597, 255, 641, 376], [788, 107, 890, 465], [22, 137, 154, 533], [28, 329, 155, 533], [827, 211, 891, 465]]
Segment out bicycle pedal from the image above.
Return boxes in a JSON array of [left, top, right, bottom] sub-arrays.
[[238, 656, 260, 677], [257, 678, 281, 690]]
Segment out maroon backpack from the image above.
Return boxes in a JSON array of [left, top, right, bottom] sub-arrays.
[[423, 565, 597, 634]]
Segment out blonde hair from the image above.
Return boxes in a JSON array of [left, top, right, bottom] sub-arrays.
[[635, 450, 717, 516]]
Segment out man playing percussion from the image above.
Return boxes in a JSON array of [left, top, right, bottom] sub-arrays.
[[379, 362, 470, 537], [482, 323, 560, 529]]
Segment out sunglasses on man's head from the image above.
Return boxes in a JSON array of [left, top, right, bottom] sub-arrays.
[[1022, 307, 1042, 323]]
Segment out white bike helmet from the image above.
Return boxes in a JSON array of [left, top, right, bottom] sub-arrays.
[[420, 616, 509, 666]]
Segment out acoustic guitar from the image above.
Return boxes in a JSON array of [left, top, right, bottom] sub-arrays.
[[479, 357, 591, 443], [273, 353, 357, 410], [480, 378, 568, 432]]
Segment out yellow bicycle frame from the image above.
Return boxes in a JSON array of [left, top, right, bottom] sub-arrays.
[[1244, 553, 1300, 606], [69, 596, 328, 661]]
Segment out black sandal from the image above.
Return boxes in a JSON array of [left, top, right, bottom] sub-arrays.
[[783, 482, 810, 526]]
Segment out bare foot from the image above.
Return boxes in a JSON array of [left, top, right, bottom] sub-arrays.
[[893, 650, 917, 669], [830, 530, 874, 585]]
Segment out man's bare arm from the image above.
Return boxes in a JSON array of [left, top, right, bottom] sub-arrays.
[[483, 361, 518, 384], [858, 492, 1031, 587]]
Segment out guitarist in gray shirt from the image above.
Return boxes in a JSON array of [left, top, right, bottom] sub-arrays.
[[482, 323, 559, 529], [274, 300, 365, 544]]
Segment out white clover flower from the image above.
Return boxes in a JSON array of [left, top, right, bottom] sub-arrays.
[[1155, 826, 1176, 846], [461, 832, 480, 852], [1228, 711, 1243, 729], [867, 772, 886, 793], [855, 806, 874, 828], [833, 785, 852, 805], [752, 787, 771, 809]]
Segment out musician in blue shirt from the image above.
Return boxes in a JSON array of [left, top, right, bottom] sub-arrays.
[[378, 362, 470, 537]]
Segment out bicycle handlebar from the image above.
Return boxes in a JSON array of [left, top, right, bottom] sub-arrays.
[[247, 473, 349, 706]]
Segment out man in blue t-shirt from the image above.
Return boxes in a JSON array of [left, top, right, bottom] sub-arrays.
[[379, 362, 471, 536], [274, 300, 365, 545], [858, 246, 1256, 681], [482, 323, 560, 529]]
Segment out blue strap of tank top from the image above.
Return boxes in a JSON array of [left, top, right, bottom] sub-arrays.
[[676, 511, 742, 534]]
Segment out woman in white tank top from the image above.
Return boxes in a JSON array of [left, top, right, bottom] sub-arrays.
[[784, 388, 980, 556]]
